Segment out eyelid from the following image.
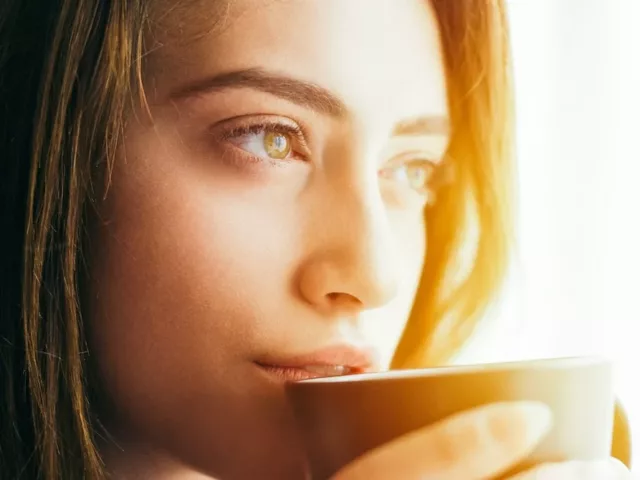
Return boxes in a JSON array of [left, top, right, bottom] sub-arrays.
[[214, 115, 312, 156], [382, 135, 448, 164], [380, 152, 441, 175]]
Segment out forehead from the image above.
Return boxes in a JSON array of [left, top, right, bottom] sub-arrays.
[[146, 0, 448, 123]]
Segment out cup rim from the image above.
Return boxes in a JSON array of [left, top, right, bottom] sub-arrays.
[[292, 355, 609, 385]]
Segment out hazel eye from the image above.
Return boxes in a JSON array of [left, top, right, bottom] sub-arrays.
[[404, 160, 434, 191], [223, 122, 303, 163], [263, 131, 292, 159], [379, 158, 436, 195]]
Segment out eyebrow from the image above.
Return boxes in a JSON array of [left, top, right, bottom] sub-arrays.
[[170, 67, 449, 135], [393, 116, 449, 137], [170, 67, 347, 116]]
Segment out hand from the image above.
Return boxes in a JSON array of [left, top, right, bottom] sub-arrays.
[[330, 402, 632, 480]]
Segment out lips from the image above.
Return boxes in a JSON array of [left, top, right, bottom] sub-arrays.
[[256, 344, 375, 381]]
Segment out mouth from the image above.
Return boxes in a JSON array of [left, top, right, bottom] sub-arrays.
[[255, 344, 375, 382]]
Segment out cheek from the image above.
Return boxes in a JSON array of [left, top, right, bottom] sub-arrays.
[[85, 127, 307, 453], [86, 124, 327, 476]]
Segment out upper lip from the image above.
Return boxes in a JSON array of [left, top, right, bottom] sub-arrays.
[[256, 344, 376, 373]]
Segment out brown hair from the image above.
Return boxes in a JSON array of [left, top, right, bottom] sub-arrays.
[[0, 0, 513, 478]]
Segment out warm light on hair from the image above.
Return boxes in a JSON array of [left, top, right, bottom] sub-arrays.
[[394, 0, 514, 368]]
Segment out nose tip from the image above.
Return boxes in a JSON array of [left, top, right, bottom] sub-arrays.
[[295, 168, 403, 317], [297, 249, 399, 315]]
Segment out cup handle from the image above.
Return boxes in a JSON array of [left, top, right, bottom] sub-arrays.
[[612, 399, 632, 468]]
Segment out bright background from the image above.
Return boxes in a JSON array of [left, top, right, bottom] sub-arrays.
[[453, 0, 640, 466]]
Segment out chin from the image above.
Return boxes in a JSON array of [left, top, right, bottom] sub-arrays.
[[172, 371, 310, 480]]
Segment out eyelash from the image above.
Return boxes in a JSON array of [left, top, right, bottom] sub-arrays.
[[218, 120, 309, 165]]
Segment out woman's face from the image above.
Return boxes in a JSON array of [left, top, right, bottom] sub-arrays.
[[88, 0, 448, 477]]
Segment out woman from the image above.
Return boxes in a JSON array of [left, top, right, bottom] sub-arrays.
[[0, 0, 631, 478]]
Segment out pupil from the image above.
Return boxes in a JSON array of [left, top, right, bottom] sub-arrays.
[[408, 166, 426, 187], [264, 131, 291, 159], [273, 135, 286, 151]]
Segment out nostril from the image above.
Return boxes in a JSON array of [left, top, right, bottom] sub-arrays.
[[325, 292, 362, 310]]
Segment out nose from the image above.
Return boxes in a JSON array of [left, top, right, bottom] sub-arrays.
[[296, 178, 399, 315]]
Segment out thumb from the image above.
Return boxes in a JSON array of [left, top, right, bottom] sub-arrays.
[[331, 401, 552, 480]]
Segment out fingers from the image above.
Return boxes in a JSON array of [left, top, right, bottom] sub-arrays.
[[507, 458, 632, 479], [331, 401, 552, 480]]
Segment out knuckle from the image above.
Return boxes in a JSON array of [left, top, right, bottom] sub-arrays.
[[431, 412, 493, 468], [434, 419, 481, 466]]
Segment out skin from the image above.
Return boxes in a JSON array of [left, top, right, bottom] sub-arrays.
[[86, 0, 631, 478]]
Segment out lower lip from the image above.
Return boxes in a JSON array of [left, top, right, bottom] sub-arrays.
[[257, 364, 326, 382], [256, 363, 364, 382]]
